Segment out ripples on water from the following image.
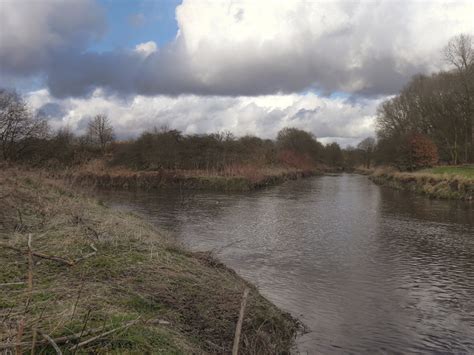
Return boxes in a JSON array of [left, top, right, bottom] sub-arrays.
[[99, 174, 474, 353]]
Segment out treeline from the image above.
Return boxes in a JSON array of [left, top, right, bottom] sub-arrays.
[[1, 88, 375, 171], [375, 34, 474, 169], [112, 127, 349, 171], [0, 89, 114, 167]]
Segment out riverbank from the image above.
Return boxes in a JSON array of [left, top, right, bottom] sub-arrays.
[[65, 160, 322, 192], [369, 167, 474, 200], [0, 168, 300, 353]]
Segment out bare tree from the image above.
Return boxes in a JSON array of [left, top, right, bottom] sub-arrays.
[[444, 34, 474, 162], [87, 114, 114, 153], [357, 137, 376, 168], [444, 34, 474, 73], [0, 89, 48, 161]]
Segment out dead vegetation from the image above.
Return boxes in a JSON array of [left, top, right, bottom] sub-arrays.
[[370, 167, 474, 200], [0, 167, 300, 353], [65, 159, 316, 192]]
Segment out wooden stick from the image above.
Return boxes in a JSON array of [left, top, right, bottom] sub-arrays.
[[27, 234, 33, 293], [39, 331, 62, 355], [232, 288, 250, 355]]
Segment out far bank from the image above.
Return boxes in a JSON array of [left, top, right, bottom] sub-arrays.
[[64, 160, 347, 192], [367, 166, 474, 201]]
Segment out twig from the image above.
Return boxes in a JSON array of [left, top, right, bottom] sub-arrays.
[[31, 328, 37, 355], [38, 331, 62, 355], [72, 309, 91, 355], [0, 282, 25, 287], [27, 234, 33, 293], [232, 288, 250, 355], [16, 318, 25, 355], [69, 319, 139, 351]]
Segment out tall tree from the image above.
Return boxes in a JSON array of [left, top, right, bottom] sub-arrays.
[[357, 137, 376, 168], [87, 114, 114, 153], [444, 34, 474, 162], [0, 89, 48, 161]]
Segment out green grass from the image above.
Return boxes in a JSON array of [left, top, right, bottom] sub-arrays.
[[422, 166, 474, 179], [371, 166, 474, 200], [0, 167, 300, 354]]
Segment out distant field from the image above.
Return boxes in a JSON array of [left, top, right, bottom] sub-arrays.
[[422, 166, 474, 179]]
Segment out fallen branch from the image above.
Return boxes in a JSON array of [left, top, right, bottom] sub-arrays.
[[0, 326, 105, 350], [39, 331, 62, 355], [69, 319, 139, 351], [232, 288, 250, 355], [0, 243, 75, 266]]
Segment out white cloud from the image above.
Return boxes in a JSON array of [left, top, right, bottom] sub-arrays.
[[27, 89, 382, 146], [135, 41, 158, 56]]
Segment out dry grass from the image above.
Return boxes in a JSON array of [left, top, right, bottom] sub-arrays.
[[370, 166, 474, 200], [0, 167, 300, 353], [64, 159, 316, 191]]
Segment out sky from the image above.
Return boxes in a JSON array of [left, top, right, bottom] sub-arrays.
[[1, 0, 473, 146]]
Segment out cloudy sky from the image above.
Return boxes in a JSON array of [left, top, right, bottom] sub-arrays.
[[1, 0, 473, 146]]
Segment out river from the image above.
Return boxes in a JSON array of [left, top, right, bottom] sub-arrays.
[[98, 174, 474, 353]]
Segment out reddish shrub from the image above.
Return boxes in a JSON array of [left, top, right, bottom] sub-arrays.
[[408, 133, 438, 169], [277, 149, 314, 169]]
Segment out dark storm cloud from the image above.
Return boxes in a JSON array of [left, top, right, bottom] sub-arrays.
[[1, 0, 473, 98], [37, 102, 68, 121], [0, 0, 105, 77]]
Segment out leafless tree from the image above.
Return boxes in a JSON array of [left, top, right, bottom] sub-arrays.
[[444, 34, 474, 73], [444, 34, 474, 162], [87, 114, 114, 153], [0, 89, 48, 161], [357, 137, 376, 168]]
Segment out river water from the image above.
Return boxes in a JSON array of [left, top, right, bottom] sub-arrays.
[[98, 174, 474, 353]]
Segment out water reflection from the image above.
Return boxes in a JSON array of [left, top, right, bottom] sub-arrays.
[[98, 174, 474, 353]]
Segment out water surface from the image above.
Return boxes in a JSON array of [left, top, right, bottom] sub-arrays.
[[99, 174, 474, 353]]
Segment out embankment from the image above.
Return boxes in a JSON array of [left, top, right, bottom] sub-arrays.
[[0, 168, 300, 353], [369, 169, 473, 200], [67, 164, 318, 192]]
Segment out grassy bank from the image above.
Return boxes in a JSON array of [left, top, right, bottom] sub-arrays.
[[420, 166, 474, 179], [66, 160, 319, 192], [0, 168, 300, 353], [369, 166, 474, 200]]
